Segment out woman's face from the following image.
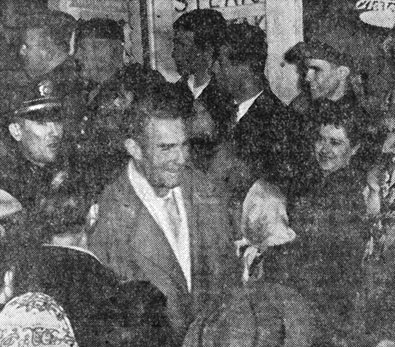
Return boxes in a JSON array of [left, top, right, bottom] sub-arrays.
[[314, 124, 359, 175]]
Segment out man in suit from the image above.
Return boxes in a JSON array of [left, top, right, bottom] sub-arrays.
[[172, 9, 234, 171], [88, 87, 238, 345], [212, 23, 295, 188]]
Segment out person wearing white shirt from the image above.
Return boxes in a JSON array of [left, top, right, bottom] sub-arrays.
[[89, 87, 238, 344]]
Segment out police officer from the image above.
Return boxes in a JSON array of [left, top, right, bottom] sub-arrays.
[[0, 77, 77, 229]]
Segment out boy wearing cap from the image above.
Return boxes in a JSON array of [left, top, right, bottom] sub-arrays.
[[285, 40, 364, 110]]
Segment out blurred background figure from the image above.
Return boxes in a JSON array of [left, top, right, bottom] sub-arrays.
[[172, 9, 233, 172], [73, 18, 166, 201]]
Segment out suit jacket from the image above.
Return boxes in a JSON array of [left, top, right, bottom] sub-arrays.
[[173, 75, 234, 140], [173, 76, 235, 173], [232, 85, 296, 185], [89, 166, 238, 343]]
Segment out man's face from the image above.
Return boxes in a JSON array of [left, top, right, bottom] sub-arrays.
[[212, 46, 238, 95], [305, 59, 342, 100], [75, 37, 122, 83], [19, 28, 47, 74], [16, 119, 64, 166], [139, 117, 189, 192], [314, 124, 357, 175], [172, 29, 201, 77]]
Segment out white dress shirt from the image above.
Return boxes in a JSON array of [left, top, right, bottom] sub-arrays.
[[236, 91, 263, 123], [187, 75, 211, 100]]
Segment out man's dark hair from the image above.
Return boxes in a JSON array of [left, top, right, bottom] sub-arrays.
[[173, 9, 226, 60], [223, 23, 268, 77], [75, 18, 125, 45], [19, 10, 75, 52], [125, 84, 189, 146]]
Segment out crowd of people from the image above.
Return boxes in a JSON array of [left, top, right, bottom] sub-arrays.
[[0, 5, 395, 347]]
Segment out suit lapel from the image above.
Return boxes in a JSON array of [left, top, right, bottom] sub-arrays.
[[117, 171, 190, 293], [179, 170, 207, 308]]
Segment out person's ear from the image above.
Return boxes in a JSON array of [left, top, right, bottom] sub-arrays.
[[8, 123, 22, 141], [337, 65, 350, 80], [124, 138, 143, 161], [351, 143, 361, 156]]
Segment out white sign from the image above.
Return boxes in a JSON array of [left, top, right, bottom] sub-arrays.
[[356, 0, 395, 28]]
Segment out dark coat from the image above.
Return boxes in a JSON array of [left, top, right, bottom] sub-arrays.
[[173, 76, 235, 174], [275, 166, 370, 340], [182, 280, 323, 347], [89, 166, 239, 344], [231, 86, 296, 185], [10, 244, 174, 347]]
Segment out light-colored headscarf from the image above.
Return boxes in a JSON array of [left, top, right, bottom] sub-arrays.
[[0, 292, 78, 347]]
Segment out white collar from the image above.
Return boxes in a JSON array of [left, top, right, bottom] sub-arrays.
[[187, 75, 211, 99], [236, 91, 263, 123]]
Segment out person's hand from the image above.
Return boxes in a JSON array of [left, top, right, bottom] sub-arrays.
[[367, 165, 387, 193], [0, 268, 14, 305]]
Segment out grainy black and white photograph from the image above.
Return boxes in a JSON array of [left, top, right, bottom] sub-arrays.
[[1, 0, 395, 346]]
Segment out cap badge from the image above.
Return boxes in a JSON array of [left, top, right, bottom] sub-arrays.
[[38, 80, 54, 98]]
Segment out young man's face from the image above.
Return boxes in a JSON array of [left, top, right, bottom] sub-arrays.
[[314, 124, 358, 175], [139, 117, 189, 193], [212, 46, 238, 95], [19, 28, 48, 75], [11, 118, 64, 166], [172, 29, 201, 77], [75, 37, 123, 83], [305, 59, 342, 100]]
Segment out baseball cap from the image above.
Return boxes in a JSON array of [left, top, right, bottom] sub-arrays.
[[0, 292, 78, 347], [284, 39, 355, 70]]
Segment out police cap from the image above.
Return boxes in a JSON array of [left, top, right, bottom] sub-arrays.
[[75, 18, 125, 43], [7, 78, 75, 123]]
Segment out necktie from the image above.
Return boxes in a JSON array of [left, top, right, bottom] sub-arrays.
[[164, 192, 182, 242]]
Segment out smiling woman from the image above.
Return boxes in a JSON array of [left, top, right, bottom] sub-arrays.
[[278, 101, 374, 344]]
